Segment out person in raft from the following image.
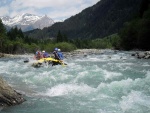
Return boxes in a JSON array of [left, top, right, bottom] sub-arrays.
[[57, 49, 64, 61], [35, 50, 43, 60], [52, 48, 61, 66], [42, 50, 50, 58]]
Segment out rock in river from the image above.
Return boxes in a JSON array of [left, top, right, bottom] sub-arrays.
[[0, 77, 26, 107]]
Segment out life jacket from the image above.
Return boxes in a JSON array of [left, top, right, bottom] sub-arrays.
[[58, 52, 63, 60], [36, 51, 43, 60], [43, 52, 49, 58], [53, 51, 60, 60]]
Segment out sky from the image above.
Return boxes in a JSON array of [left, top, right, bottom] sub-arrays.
[[0, 0, 100, 22]]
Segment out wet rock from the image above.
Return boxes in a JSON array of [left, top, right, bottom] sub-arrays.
[[0, 77, 26, 107], [144, 55, 150, 59], [137, 52, 145, 59], [132, 51, 150, 59], [32, 62, 42, 68], [0, 53, 4, 58]]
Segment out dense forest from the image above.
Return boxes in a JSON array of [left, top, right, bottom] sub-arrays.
[[0, 20, 76, 54], [0, 18, 120, 54], [0, 0, 150, 54], [119, 0, 150, 50]]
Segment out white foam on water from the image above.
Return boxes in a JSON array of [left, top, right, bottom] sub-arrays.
[[91, 65, 102, 72], [0, 60, 22, 76], [28, 70, 66, 86], [142, 62, 150, 67], [70, 64, 104, 84], [146, 71, 150, 77], [105, 62, 133, 72], [120, 91, 150, 112], [97, 70, 150, 95], [44, 83, 95, 97], [76, 57, 99, 62], [75, 55, 111, 62], [102, 69, 122, 80], [109, 54, 124, 60], [97, 78, 133, 96], [0, 64, 9, 74], [68, 63, 83, 71], [1, 51, 150, 113], [75, 71, 88, 79]]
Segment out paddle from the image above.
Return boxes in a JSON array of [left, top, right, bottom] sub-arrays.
[[24, 59, 29, 63], [59, 60, 67, 66]]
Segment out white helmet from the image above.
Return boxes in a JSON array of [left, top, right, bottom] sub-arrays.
[[58, 49, 61, 51]]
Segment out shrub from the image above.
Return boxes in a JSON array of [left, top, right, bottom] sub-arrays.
[[54, 42, 77, 52]]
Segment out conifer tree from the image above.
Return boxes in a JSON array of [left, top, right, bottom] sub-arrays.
[[0, 19, 7, 52], [56, 30, 63, 42], [63, 34, 68, 42]]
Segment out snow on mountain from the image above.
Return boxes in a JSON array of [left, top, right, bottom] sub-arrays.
[[33, 15, 54, 29], [0, 13, 54, 31]]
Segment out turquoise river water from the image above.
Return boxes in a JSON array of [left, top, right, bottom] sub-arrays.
[[0, 50, 150, 113]]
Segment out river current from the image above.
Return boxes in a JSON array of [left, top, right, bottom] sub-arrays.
[[0, 50, 150, 113]]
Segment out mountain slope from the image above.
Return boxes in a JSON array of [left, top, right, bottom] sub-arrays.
[[25, 0, 142, 39], [0, 13, 54, 31]]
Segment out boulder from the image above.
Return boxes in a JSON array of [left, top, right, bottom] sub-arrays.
[[0, 53, 4, 58], [144, 55, 150, 59], [137, 52, 145, 59], [132, 51, 150, 59], [0, 77, 26, 107]]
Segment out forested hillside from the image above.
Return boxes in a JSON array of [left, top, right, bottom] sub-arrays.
[[119, 0, 150, 50], [25, 0, 142, 39], [0, 19, 76, 54]]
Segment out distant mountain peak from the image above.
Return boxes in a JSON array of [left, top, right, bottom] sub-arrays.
[[0, 13, 55, 31]]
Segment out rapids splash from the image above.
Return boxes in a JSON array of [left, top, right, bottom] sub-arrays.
[[0, 50, 150, 113]]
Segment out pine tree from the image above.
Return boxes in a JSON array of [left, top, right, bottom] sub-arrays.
[[56, 30, 63, 42], [0, 19, 7, 52], [63, 34, 68, 42]]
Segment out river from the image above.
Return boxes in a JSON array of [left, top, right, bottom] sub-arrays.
[[0, 50, 150, 113]]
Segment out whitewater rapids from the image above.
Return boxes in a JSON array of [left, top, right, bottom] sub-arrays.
[[0, 50, 150, 113]]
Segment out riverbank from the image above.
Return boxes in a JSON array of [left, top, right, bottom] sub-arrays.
[[0, 53, 18, 58], [0, 49, 105, 59], [64, 49, 102, 57], [1, 49, 150, 59], [0, 53, 10, 58]]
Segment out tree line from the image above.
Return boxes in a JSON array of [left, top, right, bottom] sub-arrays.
[[0, 20, 76, 54], [0, 18, 120, 54]]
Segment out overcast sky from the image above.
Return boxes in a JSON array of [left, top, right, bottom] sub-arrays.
[[0, 0, 100, 22]]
